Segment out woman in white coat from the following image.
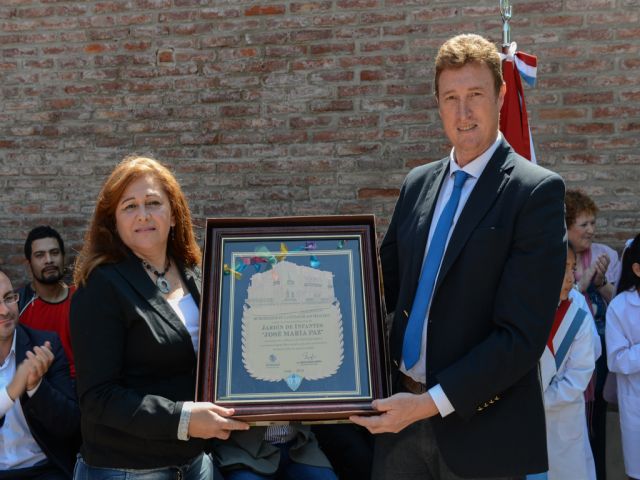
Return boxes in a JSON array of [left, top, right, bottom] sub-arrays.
[[606, 234, 640, 480], [543, 247, 600, 480]]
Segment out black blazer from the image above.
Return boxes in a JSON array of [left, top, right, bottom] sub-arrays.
[[2, 325, 80, 477], [70, 251, 207, 469], [380, 141, 566, 477]]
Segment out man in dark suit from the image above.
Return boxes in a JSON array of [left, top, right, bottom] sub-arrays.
[[0, 269, 79, 479], [351, 34, 566, 479]]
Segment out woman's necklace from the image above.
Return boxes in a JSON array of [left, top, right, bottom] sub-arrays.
[[141, 258, 171, 294]]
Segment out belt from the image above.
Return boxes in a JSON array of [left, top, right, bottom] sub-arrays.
[[400, 373, 428, 394]]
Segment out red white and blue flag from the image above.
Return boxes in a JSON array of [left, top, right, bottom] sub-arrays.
[[500, 42, 538, 163], [539, 297, 588, 390]]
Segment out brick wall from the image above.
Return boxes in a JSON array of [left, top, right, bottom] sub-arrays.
[[1, 0, 638, 285]]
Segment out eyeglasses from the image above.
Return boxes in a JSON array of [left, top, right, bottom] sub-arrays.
[[0, 293, 19, 307]]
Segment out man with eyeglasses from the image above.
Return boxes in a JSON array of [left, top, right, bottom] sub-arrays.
[[0, 269, 79, 479]]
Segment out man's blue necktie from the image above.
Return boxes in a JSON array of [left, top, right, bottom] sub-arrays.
[[402, 170, 470, 370]]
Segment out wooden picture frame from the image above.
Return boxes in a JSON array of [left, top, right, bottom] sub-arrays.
[[196, 215, 389, 423]]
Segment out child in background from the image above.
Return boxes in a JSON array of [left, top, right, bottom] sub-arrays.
[[535, 245, 599, 480], [606, 233, 640, 480]]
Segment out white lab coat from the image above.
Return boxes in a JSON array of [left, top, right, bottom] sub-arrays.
[[606, 288, 640, 479], [544, 289, 599, 480]]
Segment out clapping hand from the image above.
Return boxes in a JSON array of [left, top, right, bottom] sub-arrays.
[[7, 341, 53, 400], [592, 253, 610, 287]]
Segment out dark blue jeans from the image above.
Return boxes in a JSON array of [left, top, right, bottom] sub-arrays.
[[223, 442, 337, 480], [73, 453, 219, 480]]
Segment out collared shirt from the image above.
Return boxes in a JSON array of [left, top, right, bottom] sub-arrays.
[[0, 333, 47, 470], [401, 132, 502, 417]]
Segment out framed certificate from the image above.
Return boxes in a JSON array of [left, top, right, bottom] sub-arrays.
[[196, 215, 389, 423]]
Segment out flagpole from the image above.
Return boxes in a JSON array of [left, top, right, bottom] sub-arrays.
[[499, 0, 512, 53]]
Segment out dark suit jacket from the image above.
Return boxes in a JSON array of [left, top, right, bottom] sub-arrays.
[[2, 325, 80, 477], [70, 251, 207, 468], [380, 140, 566, 477]]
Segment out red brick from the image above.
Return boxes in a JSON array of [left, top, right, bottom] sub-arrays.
[[311, 13, 359, 27], [617, 27, 640, 39], [337, 0, 379, 7], [360, 70, 385, 81], [312, 130, 378, 142], [361, 40, 405, 52], [383, 24, 430, 36], [245, 5, 286, 16], [338, 55, 384, 67], [587, 12, 639, 24], [335, 26, 378, 39], [590, 43, 638, 55], [621, 89, 640, 102], [387, 84, 430, 95], [338, 115, 379, 128], [290, 116, 332, 129], [537, 15, 584, 27], [622, 58, 640, 70], [566, 0, 615, 9], [157, 48, 174, 63], [84, 43, 107, 53], [594, 106, 640, 118], [290, 2, 332, 13], [563, 92, 614, 105], [361, 12, 405, 23], [94, 2, 130, 13], [309, 43, 354, 55], [566, 29, 613, 41], [290, 29, 332, 42], [538, 108, 587, 120], [592, 75, 640, 87], [337, 85, 382, 97], [565, 123, 615, 135], [291, 58, 336, 70], [414, 7, 457, 20], [358, 188, 400, 199]]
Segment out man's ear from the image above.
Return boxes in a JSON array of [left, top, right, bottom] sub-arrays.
[[497, 81, 506, 110], [23, 258, 34, 277]]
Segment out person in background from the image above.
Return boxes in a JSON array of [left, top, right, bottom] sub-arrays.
[[535, 245, 599, 480], [70, 155, 249, 479], [18, 225, 76, 377], [0, 268, 79, 479], [565, 189, 622, 480], [213, 424, 338, 480], [605, 233, 640, 480]]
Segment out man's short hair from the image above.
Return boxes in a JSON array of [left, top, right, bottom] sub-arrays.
[[24, 225, 65, 260], [434, 33, 503, 98]]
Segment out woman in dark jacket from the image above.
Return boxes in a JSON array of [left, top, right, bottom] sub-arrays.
[[70, 156, 248, 479]]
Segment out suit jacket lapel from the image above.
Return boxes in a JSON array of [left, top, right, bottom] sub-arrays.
[[14, 325, 29, 364], [409, 159, 449, 292], [114, 252, 191, 341], [435, 142, 514, 292]]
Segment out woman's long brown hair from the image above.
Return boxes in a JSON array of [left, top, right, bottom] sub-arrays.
[[73, 155, 201, 286]]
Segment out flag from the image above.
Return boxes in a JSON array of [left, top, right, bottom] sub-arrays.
[[500, 42, 537, 163], [539, 296, 588, 391]]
